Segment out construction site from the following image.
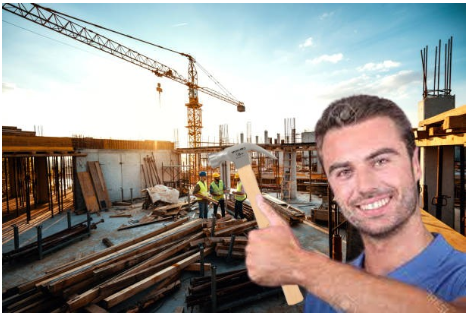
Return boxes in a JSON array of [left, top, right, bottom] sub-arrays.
[[2, 3, 467, 314]]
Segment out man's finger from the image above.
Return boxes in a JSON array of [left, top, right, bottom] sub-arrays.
[[256, 194, 288, 227]]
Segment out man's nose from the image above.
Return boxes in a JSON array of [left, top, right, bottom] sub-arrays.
[[355, 167, 378, 196]]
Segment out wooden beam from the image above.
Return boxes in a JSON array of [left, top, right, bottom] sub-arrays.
[[442, 114, 466, 130], [418, 105, 466, 127], [11, 218, 193, 294], [103, 248, 213, 308], [185, 263, 211, 272], [84, 303, 108, 313], [421, 209, 465, 252], [415, 133, 466, 147]]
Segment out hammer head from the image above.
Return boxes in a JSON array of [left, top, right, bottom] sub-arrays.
[[209, 143, 276, 169]]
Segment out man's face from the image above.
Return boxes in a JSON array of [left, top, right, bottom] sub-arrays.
[[214, 177, 220, 182], [321, 116, 421, 238]]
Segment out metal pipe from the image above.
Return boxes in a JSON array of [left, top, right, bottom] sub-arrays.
[[435, 146, 444, 220], [328, 185, 333, 259], [199, 243, 205, 276], [67, 210, 72, 229], [460, 146, 465, 235], [87, 212, 91, 236], [211, 265, 217, 313], [37, 225, 43, 260], [226, 234, 236, 262], [13, 224, 19, 250]]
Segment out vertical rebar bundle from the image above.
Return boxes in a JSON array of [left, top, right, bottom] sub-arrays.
[[420, 36, 453, 98]]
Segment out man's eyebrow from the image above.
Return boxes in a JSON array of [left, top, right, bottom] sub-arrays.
[[328, 161, 351, 176], [327, 148, 400, 175], [366, 148, 400, 161]]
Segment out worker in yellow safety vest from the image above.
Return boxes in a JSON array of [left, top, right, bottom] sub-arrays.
[[193, 171, 210, 219], [210, 172, 228, 218], [232, 173, 247, 219]]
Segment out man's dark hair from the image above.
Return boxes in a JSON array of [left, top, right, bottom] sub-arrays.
[[315, 95, 416, 170]]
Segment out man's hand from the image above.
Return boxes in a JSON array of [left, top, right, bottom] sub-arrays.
[[246, 195, 303, 286]]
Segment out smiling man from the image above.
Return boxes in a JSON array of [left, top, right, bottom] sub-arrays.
[[245, 95, 466, 312]]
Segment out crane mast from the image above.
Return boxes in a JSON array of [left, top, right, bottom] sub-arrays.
[[3, 3, 245, 150]]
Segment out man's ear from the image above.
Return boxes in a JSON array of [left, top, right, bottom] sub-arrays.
[[412, 146, 421, 181]]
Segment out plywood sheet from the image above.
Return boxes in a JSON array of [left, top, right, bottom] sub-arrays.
[[77, 171, 100, 213], [87, 161, 111, 210]]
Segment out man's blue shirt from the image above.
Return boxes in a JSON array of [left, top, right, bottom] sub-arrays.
[[304, 233, 466, 312]]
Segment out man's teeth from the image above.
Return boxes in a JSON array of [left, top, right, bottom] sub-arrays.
[[360, 197, 390, 210]]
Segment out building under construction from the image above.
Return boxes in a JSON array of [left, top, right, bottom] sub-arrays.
[[2, 3, 466, 314]]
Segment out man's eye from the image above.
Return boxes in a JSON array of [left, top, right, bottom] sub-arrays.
[[374, 158, 389, 167], [336, 169, 352, 178]]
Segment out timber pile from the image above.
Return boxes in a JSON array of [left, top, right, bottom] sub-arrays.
[[185, 268, 281, 312], [226, 194, 305, 226], [118, 201, 194, 231], [141, 154, 162, 188], [262, 194, 306, 226], [2, 218, 214, 313], [225, 199, 255, 220]]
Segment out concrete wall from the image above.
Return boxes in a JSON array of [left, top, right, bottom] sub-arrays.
[[76, 149, 179, 202]]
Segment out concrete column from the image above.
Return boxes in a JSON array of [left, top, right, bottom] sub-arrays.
[[34, 157, 49, 204], [418, 97, 455, 227]]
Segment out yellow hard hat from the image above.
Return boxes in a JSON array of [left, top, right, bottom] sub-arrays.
[[234, 173, 239, 179], [212, 172, 220, 178]]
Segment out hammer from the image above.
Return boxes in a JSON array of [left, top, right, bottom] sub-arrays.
[[209, 142, 304, 305]]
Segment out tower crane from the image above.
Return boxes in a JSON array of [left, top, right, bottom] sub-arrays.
[[2, 3, 245, 150]]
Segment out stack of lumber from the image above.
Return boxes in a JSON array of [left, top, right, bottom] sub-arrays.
[[117, 201, 194, 231], [2, 218, 213, 313], [77, 161, 111, 213], [225, 199, 255, 220], [185, 268, 281, 312]]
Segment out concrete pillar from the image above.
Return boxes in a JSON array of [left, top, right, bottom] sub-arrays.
[[34, 157, 49, 204], [418, 97, 455, 227]]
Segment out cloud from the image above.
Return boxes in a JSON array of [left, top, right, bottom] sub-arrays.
[[318, 70, 420, 99], [2, 82, 17, 93], [356, 60, 401, 72], [306, 53, 343, 65], [319, 12, 334, 20], [172, 23, 188, 27], [299, 37, 313, 49]]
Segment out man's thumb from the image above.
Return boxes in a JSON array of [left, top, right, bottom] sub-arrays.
[[256, 194, 287, 227]]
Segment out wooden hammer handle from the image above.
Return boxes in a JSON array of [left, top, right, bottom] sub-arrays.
[[237, 164, 304, 305]]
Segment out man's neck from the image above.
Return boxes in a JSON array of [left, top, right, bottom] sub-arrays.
[[361, 214, 433, 276]]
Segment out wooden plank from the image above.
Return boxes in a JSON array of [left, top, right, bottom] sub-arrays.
[[415, 133, 466, 147], [40, 220, 202, 295], [84, 303, 108, 313], [88, 161, 112, 210], [77, 171, 100, 213], [17, 218, 192, 294], [185, 263, 211, 272], [418, 105, 466, 127], [174, 306, 185, 313], [442, 115, 466, 130], [103, 248, 213, 308], [421, 208, 465, 253]]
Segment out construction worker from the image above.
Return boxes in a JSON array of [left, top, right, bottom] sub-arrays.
[[232, 173, 247, 219], [210, 172, 227, 218], [193, 171, 209, 219]]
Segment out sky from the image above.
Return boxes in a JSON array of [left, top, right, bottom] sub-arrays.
[[1, 2, 468, 148]]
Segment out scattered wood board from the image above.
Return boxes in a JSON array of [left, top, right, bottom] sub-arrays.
[[77, 171, 100, 213]]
